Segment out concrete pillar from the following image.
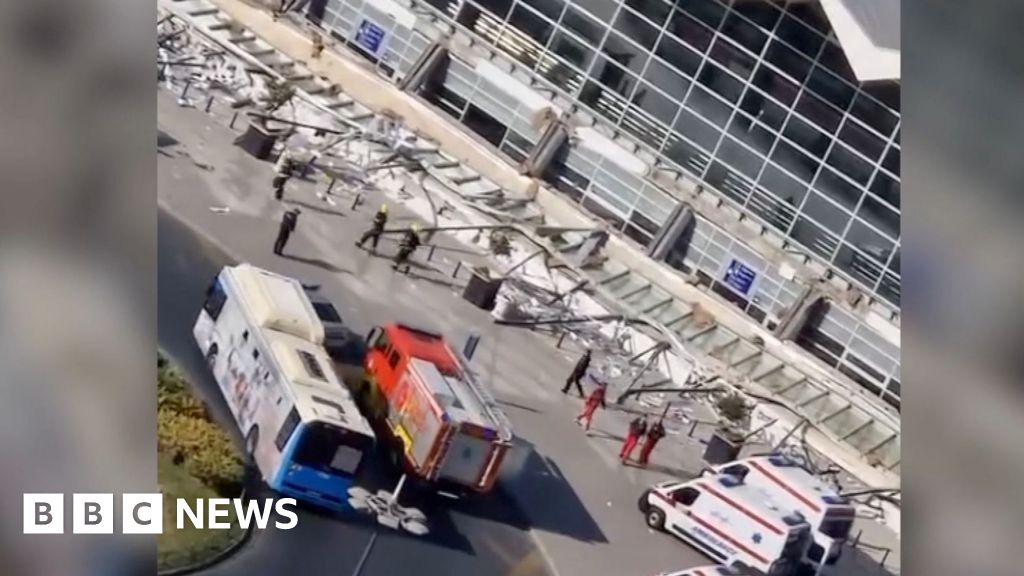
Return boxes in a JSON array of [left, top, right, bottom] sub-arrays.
[[521, 119, 569, 178], [646, 202, 695, 261], [396, 41, 449, 94], [774, 285, 828, 342]]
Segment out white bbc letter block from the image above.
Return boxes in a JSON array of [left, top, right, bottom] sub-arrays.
[[122, 493, 164, 534], [73, 493, 114, 534], [23, 494, 64, 534]]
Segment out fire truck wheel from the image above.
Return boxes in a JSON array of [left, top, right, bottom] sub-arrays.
[[245, 426, 260, 459], [645, 507, 665, 531]]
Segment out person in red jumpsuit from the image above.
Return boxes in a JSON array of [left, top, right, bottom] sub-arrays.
[[574, 380, 607, 431], [620, 414, 648, 463], [638, 418, 666, 467]]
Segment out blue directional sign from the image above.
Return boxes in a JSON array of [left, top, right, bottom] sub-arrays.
[[722, 259, 758, 296], [354, 18, 387, 57]]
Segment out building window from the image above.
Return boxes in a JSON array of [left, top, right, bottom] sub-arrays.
[[624, 0, 670, 26], [613, 8, 659, 51], [562, 6, 606, 46], [656, 35, 702, 77], [720, 11, 767, 55], [775, 13, 823, 59], [668, 7, 715, 52], [462, 104, 507, 146]]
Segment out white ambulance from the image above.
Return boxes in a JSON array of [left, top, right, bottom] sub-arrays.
[[639, 475, 812, 576], [703, 455, 857, 572], [657, 566, 752, 576]]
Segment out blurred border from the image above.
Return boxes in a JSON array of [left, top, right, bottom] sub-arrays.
[[0, 0, 156, 574], [905, 1, 1024, 575]]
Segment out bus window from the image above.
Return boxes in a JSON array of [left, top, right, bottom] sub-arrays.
[[203, 279, 228, 321], [275, 408, 301, 451], [293, 422, 371, 475]]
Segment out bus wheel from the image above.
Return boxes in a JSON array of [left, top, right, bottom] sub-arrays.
[[245, 426, 259, 461], [645, 508, 665, 531]]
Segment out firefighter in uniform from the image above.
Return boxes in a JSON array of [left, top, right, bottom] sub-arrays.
[[392, 224, 421, 270], [356, 204, 389, 252]]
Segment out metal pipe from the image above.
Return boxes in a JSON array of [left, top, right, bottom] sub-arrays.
[[742, 418, 778, 442], [502, 248, 546, 277], [494, 314, 624, 327], [245, 111, 351, 134], [770, 418, 807, 452], [616, 385, 718, 404], [548, 278, 589, 305], [617, 347, 661, 403]]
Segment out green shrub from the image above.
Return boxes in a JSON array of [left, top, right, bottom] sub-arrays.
[[157, 358, 244, 496]]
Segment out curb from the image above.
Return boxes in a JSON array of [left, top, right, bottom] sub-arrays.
[[156, 482, 257, 576]]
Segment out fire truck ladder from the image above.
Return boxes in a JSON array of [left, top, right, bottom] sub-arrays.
[[454, 350, 514, 443]]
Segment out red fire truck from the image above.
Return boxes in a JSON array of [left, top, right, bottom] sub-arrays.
[[356, 323, 514, 493]]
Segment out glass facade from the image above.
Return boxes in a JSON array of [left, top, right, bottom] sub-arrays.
[[307, 0, 901, 407], [420, 0, 900, 310]]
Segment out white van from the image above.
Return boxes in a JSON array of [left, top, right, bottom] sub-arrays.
[[639, 475, 812, 576], [657, 566, 751, 576], [703, 455, 857, 572]]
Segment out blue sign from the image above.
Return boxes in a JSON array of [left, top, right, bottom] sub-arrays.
[[722, 259, 758, 295], [354, 18, 387, 57]]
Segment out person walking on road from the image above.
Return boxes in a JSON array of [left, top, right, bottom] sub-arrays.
[[392, 225, 422, 271], [574, 379, 607, 431], [273, 208, 300, 255], [561, 349, 591, 397], [620, 414, 648, 463], [638, 419, 666, 467], [356, 204, 389, 252], [272, 148, 295, 201]]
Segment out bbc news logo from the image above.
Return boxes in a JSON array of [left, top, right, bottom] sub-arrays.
[[23, 494, 298, 534]]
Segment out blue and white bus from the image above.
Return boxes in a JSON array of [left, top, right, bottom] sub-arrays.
[[194, 263, 376, 511]]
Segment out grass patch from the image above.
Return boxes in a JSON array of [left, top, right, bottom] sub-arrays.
[[158, 453, 245, 571], [157, 354, 247, 572]]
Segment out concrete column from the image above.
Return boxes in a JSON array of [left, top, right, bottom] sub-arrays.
[[396, 41, 449, 94], [646, 202, 695, 261], [520, 119, 569, 177], [773, 285, 828, 342]]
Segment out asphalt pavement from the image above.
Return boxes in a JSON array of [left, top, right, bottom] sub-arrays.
[[157, 86, 897, 576]]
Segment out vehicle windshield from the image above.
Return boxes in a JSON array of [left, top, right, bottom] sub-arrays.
[[819, 515, 855, 540], [782, 527, 811, 560], [292, 422, 372, 476]]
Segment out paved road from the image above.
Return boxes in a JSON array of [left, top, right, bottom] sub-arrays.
[[158, 87, 897, 576], [158, 208, 556, 576]]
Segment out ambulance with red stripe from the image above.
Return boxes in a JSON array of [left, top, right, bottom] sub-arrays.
[[702, 455, 856, 572], [657, 565, 751, 576], [639, 475, 812, 576]]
